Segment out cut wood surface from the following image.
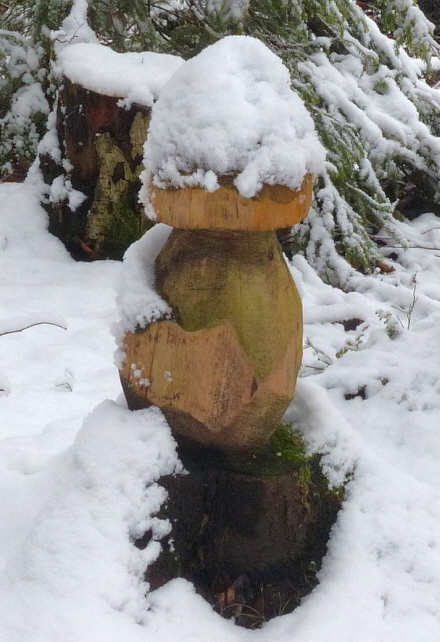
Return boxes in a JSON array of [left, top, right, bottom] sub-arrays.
[[120, 229, 303, 451], [150, 174, 314, 230], [121, 319, 255, 432], [121, 317, 301, 451]]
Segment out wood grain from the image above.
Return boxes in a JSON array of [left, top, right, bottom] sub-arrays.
[[120, 317, 302, 452], [120, 228, 304, 451], [149, 174, 314, 230], [155, 229, 302, 380], [121, 319, 256, 434]]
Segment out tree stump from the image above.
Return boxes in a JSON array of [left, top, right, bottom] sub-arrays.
[[117, 35, 339, 624], [118, 174, 342, 625], [138, 434, 342, 628], [39, 78, 151, 259]]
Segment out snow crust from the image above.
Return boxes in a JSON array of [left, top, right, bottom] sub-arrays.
[[57, 43, 184, 107], [143, 35, 326, 205], [4, 179, 440, 640]]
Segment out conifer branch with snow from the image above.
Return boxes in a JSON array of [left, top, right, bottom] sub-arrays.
[[3, 0, 440, 284]]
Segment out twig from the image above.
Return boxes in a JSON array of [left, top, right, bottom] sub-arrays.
[[0, 322, 67, 337], [421, 227, 440, 235], [223, 602, 263, 617], [305, 338, 333, 366], [381, 244, 440, 251], [372, 232, 440, 252], [391, 275, 418, 330], [187, 0, 225, 39], [303, 364, 326, 371]]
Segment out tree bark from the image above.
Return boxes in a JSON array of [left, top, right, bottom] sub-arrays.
[[39, 78, 151, 260], [139, 443, 341, 628]]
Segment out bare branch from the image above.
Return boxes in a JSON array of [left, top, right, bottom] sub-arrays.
[[0, 322, 67, 337]]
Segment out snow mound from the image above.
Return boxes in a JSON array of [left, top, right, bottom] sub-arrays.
[[143, 35, 326, 204], [113, 224, 173, 364], [57, 43, 184, 107], [0, 401, 179, 642]]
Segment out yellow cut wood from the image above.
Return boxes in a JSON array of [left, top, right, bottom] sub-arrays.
[[120, 317, 302, 451], [149, 174, 314, 230]]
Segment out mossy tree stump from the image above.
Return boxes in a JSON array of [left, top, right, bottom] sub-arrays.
[[39, 78, 151, 259], [120, 175, 341, 625]]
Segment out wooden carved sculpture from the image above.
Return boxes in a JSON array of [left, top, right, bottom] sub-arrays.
[[117, 37, 340, 626], [119, 175, 313, 452]]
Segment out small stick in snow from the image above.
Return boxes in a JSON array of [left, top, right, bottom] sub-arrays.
[[0, 322, 67, 337]]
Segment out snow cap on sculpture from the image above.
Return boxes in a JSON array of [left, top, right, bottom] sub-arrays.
[[142, 35, 325, 229]]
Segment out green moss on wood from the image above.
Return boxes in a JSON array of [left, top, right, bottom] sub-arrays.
[[102, 201, 153, 260], [269, 422, 309, 465], [221, 422, 310, 476]]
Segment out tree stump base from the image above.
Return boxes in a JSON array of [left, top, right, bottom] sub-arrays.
[[137, 429, 342, 629]]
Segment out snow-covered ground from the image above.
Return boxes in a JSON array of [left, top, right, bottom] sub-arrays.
[[2, 178, 440, 641]]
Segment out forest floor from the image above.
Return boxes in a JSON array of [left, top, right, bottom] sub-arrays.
[[2, 177, 440, 641]]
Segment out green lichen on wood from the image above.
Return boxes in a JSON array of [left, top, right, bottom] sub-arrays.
[[85, 111, 151, 258], [129, 111, 149, 159]]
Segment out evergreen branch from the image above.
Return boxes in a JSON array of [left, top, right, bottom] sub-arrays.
[[345, 183, 391, 211], [0, 29, 30, 43]]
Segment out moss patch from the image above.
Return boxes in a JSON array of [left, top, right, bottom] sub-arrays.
[[102, 201, 152, 260], [221, 422, 310, 476], [269, 422, 310, 464]]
